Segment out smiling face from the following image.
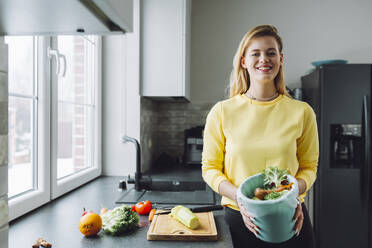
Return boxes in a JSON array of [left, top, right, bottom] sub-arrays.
[[241, 36, 283, 85]]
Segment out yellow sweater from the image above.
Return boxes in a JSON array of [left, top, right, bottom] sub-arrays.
[[201, 94, 319, 210]]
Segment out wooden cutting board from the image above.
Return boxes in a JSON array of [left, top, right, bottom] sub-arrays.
[[147, 211, 218, 241]]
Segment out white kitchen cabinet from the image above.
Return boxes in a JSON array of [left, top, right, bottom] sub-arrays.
[[141, 0, 191, 100]]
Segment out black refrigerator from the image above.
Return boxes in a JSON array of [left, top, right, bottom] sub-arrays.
[[301, 64, 371, 248]]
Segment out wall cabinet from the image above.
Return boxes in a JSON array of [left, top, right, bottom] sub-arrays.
[[141, 0, 191, 100]]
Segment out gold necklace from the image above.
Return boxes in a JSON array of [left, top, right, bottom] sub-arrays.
[[246, 91, 279, 101]]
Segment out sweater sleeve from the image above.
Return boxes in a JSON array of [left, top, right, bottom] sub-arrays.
[[296, 103, 319, 193], [201, 102, 229, 193]]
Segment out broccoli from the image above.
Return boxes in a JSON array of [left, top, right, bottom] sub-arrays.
[[101, 205, 139, 235]]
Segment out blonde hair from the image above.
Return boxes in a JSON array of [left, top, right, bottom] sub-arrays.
[[229, 25, 290, 98]]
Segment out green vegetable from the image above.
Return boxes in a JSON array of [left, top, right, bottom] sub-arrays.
[[101, 205, 139, 235], [264, 190, 289, 200], [170, 205, 200, 229], [262, 167, 288, 189]]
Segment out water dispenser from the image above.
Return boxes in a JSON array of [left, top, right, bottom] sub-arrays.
[[330, 124, 362, 168]]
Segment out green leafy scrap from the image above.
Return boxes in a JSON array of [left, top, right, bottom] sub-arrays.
[[262, 167, 288, 189]]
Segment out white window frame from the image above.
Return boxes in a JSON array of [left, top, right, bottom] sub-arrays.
[[9, 37, 51, 220], [8, 36, 102, 220]]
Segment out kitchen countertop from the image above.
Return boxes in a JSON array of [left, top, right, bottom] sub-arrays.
[[9, 176, 233, 247]]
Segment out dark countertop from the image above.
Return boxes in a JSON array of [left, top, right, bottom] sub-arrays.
[[9, 176, 233, 247]]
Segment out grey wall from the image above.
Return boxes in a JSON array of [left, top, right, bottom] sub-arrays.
[[0, 37, 8, 248], [190, 0, 372, 103]]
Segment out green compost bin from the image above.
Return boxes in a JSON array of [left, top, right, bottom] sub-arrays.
[[236, 173, 299, 243]]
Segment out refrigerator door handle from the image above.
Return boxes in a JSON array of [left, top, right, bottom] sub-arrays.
[[362, 95, 370, 204]]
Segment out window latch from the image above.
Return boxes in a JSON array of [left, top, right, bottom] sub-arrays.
[[47, 47, 66, 78]]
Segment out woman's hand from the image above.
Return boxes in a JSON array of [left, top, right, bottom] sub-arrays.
[[218, 180, 261, 236], [237, 201, 260, 236], [218, 180, 260, 234], [293, 178, 306, 236], [293, 200, 304, 236]]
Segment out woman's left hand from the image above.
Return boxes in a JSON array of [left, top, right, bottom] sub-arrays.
[[293, 178, 306, 236], [293, 201, 304, 236]]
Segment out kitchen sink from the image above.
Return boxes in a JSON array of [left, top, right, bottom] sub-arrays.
[[115, 184, 216, 205], [118, 136, 214, 204]]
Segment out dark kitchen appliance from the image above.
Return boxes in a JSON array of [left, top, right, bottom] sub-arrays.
[[301, 64, 372, 248], [184, 126, 204, 165]]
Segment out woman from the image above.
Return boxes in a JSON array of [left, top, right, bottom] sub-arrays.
[[201, 25, 319, 248]]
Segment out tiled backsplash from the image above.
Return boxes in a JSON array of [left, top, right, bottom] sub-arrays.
[[141, 97, 214, 172], [140, 97, 159, 173], [0, 37, 8, 248]]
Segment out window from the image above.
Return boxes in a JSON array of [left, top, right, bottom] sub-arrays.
[[51, 36, 102, 199], [6, 35, 102, 220], [7, 37, 37, 199], [56, 36, 96, 179]]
